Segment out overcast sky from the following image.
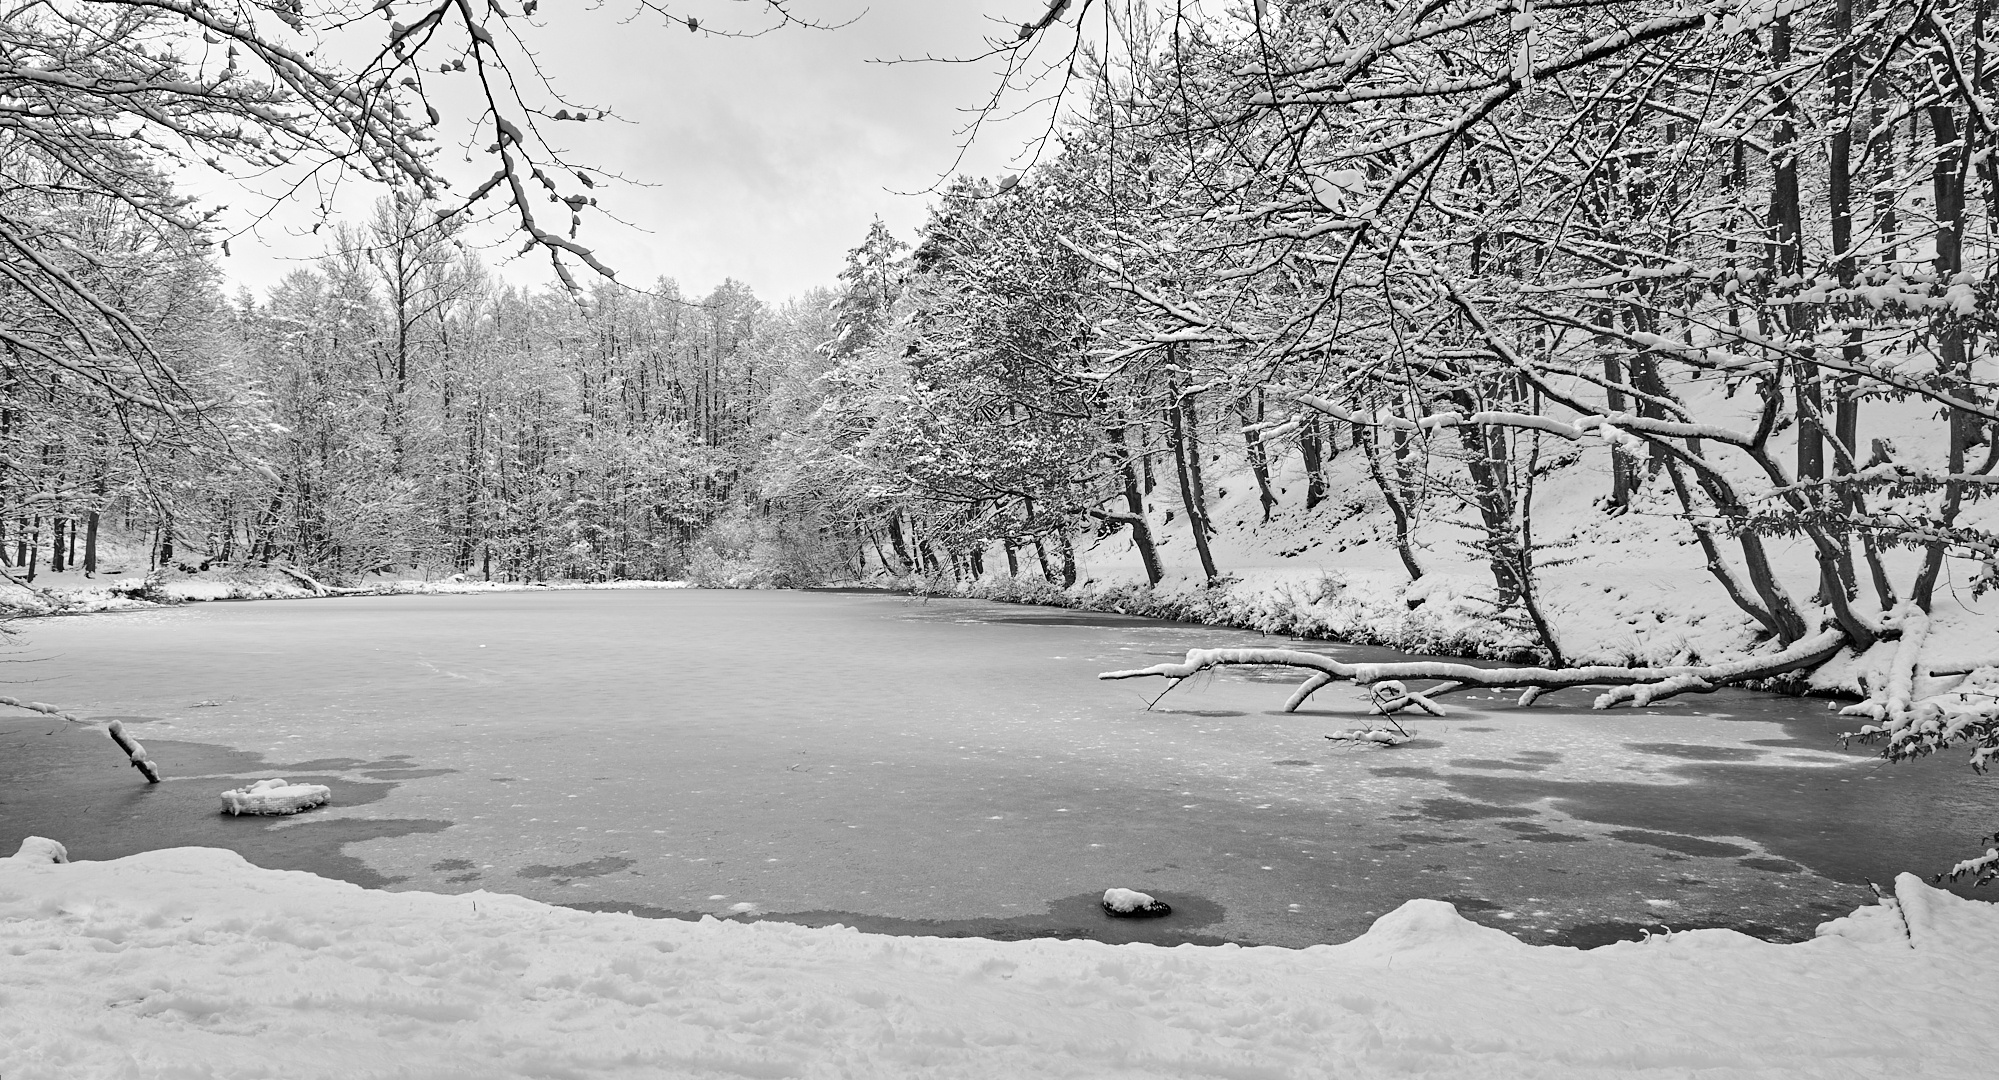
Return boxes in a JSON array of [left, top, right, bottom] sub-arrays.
[[213, 1, 1067, 304]]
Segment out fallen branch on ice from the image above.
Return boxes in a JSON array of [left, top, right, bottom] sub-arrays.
[[0, 695, 85, 724], [1098, 629, 1850, 712], [1, 698, 162, 784]]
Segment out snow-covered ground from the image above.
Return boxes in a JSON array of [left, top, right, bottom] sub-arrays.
[[0, 564, 689, 616], [2, 844, 1991, 1078], [935, 427, 1999, 696]]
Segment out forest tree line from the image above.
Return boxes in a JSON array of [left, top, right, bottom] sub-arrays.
[[12, 1, 1999, 721]]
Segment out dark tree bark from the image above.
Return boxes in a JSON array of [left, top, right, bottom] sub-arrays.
[[1241, 390, 1277, 521], [1167, 387, 1220, 584], [1106, 422, 1164, 586], [1299, 419, 1329, 510]]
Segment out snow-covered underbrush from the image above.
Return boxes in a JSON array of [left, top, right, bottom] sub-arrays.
[[924, 570, 1546, 664], [1, 846, 1992, 1078], [0, 568, 689, 616]]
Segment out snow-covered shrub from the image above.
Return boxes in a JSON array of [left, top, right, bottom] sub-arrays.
[[687, 510, 852, 589]]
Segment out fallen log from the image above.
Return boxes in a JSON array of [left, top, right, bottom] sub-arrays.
[[1099, 629, 1850, 712], [106, 720, 162, 784], [276, 566, 331, 596]]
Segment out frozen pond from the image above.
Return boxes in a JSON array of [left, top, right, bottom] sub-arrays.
[[4, 590, 1995, 947]]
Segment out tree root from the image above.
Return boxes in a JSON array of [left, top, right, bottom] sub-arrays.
[[1099, 629, 1850, 712]]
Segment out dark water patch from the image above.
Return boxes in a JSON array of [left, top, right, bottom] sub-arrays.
[[1437, 895, 1504, 912], [362, 767, 456, 779], [489, 776, 519, 782], [1369, 842, 1409, 851], [1449, 758, 1546, 772], [1609, 829, 1752, 858], [566, 890, 1238, 947], [1399, 832, 1474, 845], [1517, 830, 1590, 843], [1271, 759, 1315, 767], [1458, 726, 1499, 732], [1740, 857, 1803, 874], [431, 858, 477, 872], [446, 872, 481, 883], [1369, 766, 1441, 779], [1500, 821, 1547, 833], [1396, 739, 1446, 751], [1514, 750, 1562, 763], [1417, 798, 1538, 821], [1543, 914, 1808, 949], [281, 757, 379, 771], [1437, 758, 1999, 897], [978, 613, 1155, 629], [519, 856, 635, 882], [0, 720, 452, 890], [1625, 743, 1764, 762]]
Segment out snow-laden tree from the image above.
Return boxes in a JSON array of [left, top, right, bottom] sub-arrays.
[[989, 1, 1999, 778]]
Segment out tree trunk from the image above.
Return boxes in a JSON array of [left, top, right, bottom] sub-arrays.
[[1299, 419, 1329, 510], [1602, 349, 1633, 511], [1448, 388, 1522, 605], [1914, 103, 1969, 611], [1167, 390, 1220, 584], [886, 515, 913, 574], [84, 510, 99, 575], [50, 517, 64, 574], [1241, 390, 1277, 521], [1107, 422, 1164, 586], [1361, 427, 1424, 581]]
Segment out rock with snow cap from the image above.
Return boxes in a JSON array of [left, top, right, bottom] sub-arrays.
[[220, 778, 331, 816], [1101, 887, 1171, 918]]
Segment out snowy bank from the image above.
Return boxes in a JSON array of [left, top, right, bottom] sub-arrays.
[[0, 569, 690, 617], [1, 846, 1992, 1078]]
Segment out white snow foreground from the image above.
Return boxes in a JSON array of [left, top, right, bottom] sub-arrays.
[[1, 849, 1992, 1079]]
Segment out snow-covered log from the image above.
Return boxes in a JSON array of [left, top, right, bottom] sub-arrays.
[[106, 719, 162, 784], [0, 695, 82, 724], [276, 566, 331, 596], [1099, 629, 1849, 712]]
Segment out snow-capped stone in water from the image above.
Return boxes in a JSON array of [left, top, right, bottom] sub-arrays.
[[1101, 887, 1171, 918], [220, 778, 331, 816], [8, 837, 68, 863]]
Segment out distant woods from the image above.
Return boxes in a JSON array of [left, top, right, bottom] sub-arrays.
[[4, 187, 822, 582]]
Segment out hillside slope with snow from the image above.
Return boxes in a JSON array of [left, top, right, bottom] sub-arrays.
[[1014, 430, 1999, 693]]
